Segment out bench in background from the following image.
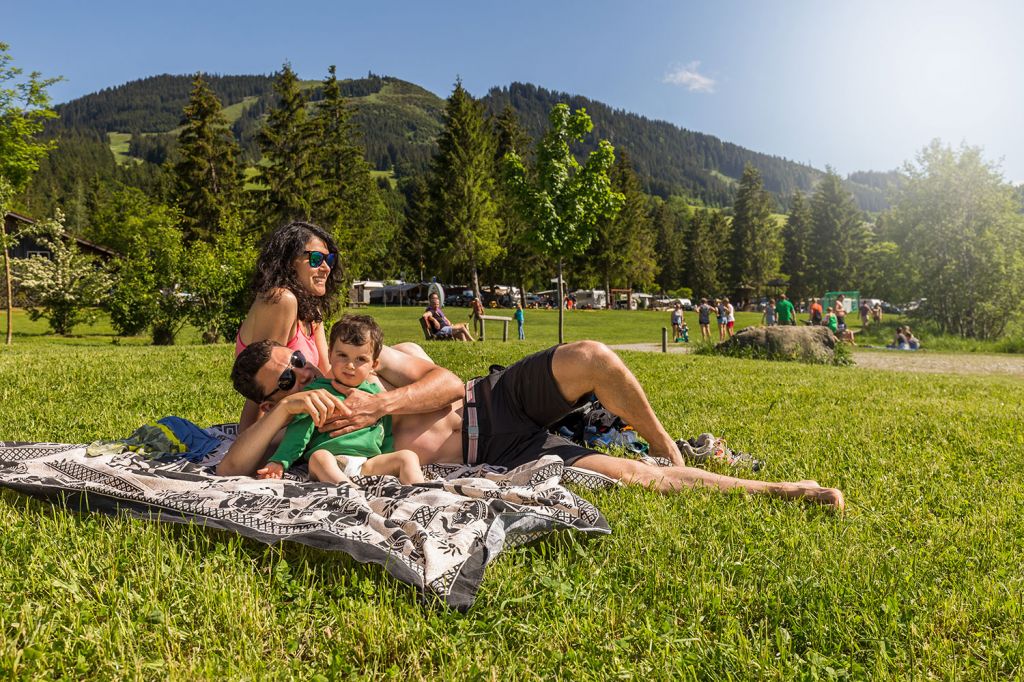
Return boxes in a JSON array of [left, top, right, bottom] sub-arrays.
[[478, 314, 510, 342]]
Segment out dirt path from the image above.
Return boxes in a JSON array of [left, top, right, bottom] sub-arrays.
[[608, 343, 1024, 378], [850, 350, 1024, 377]]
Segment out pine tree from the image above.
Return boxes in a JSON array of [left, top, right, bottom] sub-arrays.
[[396, 176, 432, 282], [729, 164, 780, 300], [172, 73, 243, 242], [806, 168, 867, 293], [258, 63, 317, 232], [428, 80, 503, 300], [592, 151, 658, 305], [491, 106, 544, 305], [684, 209, 726, 298], [310, 65, 390, 279], [781, 190, 812, 300], [653, 200, 687, 293]]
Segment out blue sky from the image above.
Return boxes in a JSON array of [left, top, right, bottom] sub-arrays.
[[8, 0, 1024, 181]]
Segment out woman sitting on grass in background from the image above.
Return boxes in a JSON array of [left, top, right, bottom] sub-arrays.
[[234, 222, 343, 431]]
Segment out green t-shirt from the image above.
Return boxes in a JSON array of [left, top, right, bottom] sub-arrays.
[[270, 378, 393, 471], [775, 299, 795, 323]]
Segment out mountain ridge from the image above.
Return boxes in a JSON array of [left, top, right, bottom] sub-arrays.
[[47, 72, 897, 211]]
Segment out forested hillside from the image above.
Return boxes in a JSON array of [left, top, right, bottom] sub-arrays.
[[30, 72, 897, 211]]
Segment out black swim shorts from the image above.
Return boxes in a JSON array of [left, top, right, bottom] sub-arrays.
[[462, 346, 599, 469]]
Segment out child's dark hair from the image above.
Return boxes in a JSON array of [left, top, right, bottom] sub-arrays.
[[330, 314, 384, 358], [232, 339, 278, 402]]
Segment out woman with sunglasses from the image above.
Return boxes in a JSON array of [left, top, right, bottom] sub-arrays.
[[235, 221, 343, 431]]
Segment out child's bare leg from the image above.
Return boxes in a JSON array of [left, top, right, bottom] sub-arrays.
[[308, 449, 352, 485], [361, 449, 425, 485]]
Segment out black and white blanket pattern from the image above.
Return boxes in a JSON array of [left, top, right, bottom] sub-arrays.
[[0, 428, 613, 610]]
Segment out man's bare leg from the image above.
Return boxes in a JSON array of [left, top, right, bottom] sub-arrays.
[[550, 342, 844, 509], [550, 341, 684, 464], [573, 453, 844, 509], [392, 342, 432, 363]]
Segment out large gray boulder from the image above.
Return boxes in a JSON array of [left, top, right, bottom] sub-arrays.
[[716, 325, 838, 363]]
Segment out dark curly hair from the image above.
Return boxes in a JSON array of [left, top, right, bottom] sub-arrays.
[[249, 221, 344, 323]]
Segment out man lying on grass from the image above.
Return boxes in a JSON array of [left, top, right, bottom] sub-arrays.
[[220, 331, 844, 510]]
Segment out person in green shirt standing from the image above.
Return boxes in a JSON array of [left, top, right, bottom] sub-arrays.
[[775, 294, 796, 326]]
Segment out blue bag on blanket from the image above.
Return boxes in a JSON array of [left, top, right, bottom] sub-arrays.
[[85, 416, 223, 461]]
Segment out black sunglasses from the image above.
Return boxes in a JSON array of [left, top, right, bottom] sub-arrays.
[[304, 250, 337, 269], [259, 350, 307, 402]]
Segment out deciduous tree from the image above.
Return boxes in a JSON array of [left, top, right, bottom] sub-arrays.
[[0, 43, 61, 344], [11, 212, 112, 335], [886, 141, 1024, 339], [504, 104, 623, 342]]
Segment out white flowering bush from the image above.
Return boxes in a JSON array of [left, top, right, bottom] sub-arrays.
[[11, 213, 113, 335]]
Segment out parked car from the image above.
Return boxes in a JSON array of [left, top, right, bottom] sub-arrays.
[[904, 298, 927, 313]]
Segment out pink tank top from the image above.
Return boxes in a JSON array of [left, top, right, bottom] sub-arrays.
[[235, 321, 320, 368]]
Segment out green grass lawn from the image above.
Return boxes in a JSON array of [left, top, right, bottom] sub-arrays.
[[2, 311, 1024, 677]]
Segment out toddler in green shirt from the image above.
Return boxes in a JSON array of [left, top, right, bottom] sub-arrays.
[[256, 315, 425, 486]]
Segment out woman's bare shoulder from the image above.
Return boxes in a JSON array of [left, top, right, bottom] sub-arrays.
[[240, 288, 298, 344]]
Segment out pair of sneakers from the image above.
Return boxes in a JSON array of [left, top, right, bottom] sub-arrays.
[[675, 433, 764, 472]]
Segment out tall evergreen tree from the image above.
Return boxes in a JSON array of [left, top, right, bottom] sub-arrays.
[[172, 73, 243, 242], [310, 65, 391, 279], [428, 80, 503, 299], [396, 176, 432, 282], [781, 189, 812, 301], [806, 168, 867, 293], [592, 151, 658, 305], [729, 164, 780, 300], [684, 209, 727, 298], [653, 199, 687, 293], [491, 106, 544, 304], [258, 63, 317, 232]]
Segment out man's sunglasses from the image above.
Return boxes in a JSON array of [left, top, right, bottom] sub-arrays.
[[259, 350, 307, 402], [304, 250, 337, 269]]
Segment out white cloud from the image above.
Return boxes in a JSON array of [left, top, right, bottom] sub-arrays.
[[663, 61, 716, 93]]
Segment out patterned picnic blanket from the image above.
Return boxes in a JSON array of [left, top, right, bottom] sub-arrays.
[[0, 425, 614, 610]]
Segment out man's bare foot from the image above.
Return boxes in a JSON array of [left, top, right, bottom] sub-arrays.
[[802, 484, 845, 512]]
